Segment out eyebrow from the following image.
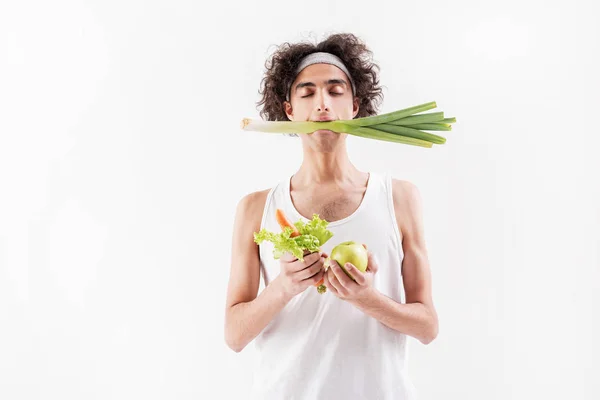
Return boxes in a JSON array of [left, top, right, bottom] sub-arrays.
[[295, 79, 348, 92]]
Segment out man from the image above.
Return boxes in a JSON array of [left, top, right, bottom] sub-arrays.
[[224, 33, 439, 399]]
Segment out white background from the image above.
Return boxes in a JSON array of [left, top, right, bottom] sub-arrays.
[[1, 0, 599, 399]]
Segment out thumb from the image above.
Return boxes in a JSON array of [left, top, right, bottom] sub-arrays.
[[366, 252, 379, 273]]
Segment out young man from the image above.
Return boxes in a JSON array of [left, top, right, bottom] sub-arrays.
[[224, 33, 439, 399]]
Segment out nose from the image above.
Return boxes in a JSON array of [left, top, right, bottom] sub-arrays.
[[314, 90, 331, 112]]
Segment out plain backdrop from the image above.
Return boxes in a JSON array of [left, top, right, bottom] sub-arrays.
[[1, 0, 599, 399]]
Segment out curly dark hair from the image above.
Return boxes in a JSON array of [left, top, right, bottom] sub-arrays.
[[256, 32, 384, 122]]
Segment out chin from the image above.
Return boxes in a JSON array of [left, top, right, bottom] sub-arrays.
[[310, 130, 341, 143], [310, 132, 344, 153]]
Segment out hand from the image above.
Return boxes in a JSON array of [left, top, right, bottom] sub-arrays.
[[275, 250, 327, 299], [323, 245, 379, 302]]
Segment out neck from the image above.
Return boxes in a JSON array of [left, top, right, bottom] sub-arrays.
[[294, 141, 359, 185]]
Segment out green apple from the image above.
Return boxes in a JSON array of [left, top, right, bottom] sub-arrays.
[[330, 241, 368, 281]]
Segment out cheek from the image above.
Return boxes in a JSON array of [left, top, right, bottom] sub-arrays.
[[290, 102, 311, 119], [329, 98, 354, 118]]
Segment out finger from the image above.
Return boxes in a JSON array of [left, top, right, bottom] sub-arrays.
[[323, 272, 338, 296], [331, 261, 353, 291], [366, 251, 379, 273], [298, 258, 325, 281], [280, 252, 297, 262], [289, 251, 321, 272], [327, 268, 344, 295], [303, 267, 325, 285], [315, 268, 326, 284], [345, 263, 367, 285], [362, 243, 368, 250], [303, 251, 322, 266]]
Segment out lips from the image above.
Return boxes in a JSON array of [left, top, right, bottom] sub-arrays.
[[310, 116, 336, 122], [309, 118, 337, 135]]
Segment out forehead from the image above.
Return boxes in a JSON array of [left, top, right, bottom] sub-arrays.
[[293, 63, 348, 85]]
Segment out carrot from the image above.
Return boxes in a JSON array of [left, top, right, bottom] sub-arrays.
[[276, 208, 326, 293], [275, 209, 300, 237], [315, 278, 326, 293]]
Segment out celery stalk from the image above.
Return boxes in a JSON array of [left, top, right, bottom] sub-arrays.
[[346, 126, 434, 148], [240, 100, 456, 148], [240, 118, 330, 134], [352, 101, 437, 126], [372, 124, 447, 144], [387, 112, 445, 126], [409, 123, 452, 131]]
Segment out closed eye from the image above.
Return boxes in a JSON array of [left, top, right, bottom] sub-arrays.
[[301, 92, 344, 98]]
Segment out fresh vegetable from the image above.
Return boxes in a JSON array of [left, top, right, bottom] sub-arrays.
[[330, 241, 369, 282], [241, 101, 457, 148], [275, 209, 300, 237], [254, 209, 334, 294]]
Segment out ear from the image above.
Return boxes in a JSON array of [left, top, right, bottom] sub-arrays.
[[284, 101, 294, 121], [352, 97, 360, 119]]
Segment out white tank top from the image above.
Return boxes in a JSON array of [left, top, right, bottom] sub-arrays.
[[251, 171, 416, 400]]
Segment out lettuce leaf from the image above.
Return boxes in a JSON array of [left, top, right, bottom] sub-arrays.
[[253, 214, 333, 261], [294, 214, 334, 247]]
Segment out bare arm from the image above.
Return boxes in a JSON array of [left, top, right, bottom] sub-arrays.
[[224, 191, 291, 352], [349, 180, 439, 344]]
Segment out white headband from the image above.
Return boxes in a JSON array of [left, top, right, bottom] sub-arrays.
[[285, 52, 356, 102]]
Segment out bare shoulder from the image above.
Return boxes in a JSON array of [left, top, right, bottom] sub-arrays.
[[390, 178, 424, 238], [232, 187, 272, 246], [236, 188, 271, 224], [391, 179, 422, 213]]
